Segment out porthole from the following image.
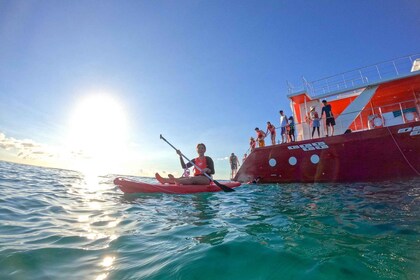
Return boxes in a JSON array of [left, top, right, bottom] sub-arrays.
[[310, 154, 320, 164], [289, 157, 297, 166]]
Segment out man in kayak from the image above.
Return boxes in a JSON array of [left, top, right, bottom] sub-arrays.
[[155, 143, 215, 185]]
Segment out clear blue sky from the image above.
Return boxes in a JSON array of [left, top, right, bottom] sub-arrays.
[[0, 0, 419, 179]]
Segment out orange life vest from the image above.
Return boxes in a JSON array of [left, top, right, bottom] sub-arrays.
[[193, 156, 207, 176]]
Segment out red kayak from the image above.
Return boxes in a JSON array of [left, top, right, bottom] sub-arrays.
[[114, 177, 241, 194]]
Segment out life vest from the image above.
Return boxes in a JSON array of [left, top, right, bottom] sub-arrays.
[[193, 156, 207, 176]]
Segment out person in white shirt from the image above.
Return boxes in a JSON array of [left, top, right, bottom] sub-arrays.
[[279, 110, 288, 144]]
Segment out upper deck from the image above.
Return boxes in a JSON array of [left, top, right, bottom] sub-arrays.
[[287, 54, 420, 98], [286, 54, 420, 141]]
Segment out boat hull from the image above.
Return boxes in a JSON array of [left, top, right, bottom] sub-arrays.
[[235, 122, 420, 183], [114, 177, 241, 194]]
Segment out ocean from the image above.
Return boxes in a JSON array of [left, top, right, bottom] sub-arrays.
[[0, 161, 419, 280]]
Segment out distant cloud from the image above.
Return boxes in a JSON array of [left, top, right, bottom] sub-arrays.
[[0, 132, 55, 160], [0, 131, 89, 162]]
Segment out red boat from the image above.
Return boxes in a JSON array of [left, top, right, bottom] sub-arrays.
[[235, 54, 420, 183]]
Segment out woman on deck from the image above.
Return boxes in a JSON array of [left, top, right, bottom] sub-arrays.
[[307, 106, 321, 138]]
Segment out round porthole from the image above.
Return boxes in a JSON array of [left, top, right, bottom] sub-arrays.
[[289, 157, 297, 165], [269, 158, 276, 167], [310, 154, 320, 164]]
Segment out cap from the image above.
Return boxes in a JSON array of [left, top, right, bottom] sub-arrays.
[[322, 99, 327, 103]]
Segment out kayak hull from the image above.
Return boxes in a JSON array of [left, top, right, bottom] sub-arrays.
[[114, 177, 241, 194]]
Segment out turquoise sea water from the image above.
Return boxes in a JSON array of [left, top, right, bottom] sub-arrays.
[[0, 161, 419, 280]]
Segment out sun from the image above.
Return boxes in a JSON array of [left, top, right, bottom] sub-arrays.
[[67, 93, 130, 172]]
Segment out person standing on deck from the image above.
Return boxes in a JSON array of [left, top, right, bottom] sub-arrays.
[[321, 100, 336, 136], [255, 127, 266, 147], [288, 116, 296, 142], [279, 110, 288, 144], [265, 121, 277, 145], [249, 137, 256, 152], [306, 106, 321, 138], [229, 153, 240, 180]]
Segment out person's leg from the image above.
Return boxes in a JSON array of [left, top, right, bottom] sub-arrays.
[[175, 176, 211, 185], [317, 127, 320, 137], [312, 127, 315, 138]]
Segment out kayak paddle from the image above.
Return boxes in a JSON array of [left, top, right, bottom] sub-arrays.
[[160, 134, 235, 192]]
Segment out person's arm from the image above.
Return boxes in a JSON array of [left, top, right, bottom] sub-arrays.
[[178, 152, 194, 169], [206, 156, 215, 175], [179, 155, 186, 169]]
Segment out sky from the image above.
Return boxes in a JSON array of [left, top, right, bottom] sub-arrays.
[[0, 0, 419, 179]]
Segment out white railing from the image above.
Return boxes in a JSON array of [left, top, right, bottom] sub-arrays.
[[288, 54, 420, 96], [294, 99, 419, 141]]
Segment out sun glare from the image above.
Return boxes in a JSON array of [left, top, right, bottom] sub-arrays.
[[67, 93, 130, 173]]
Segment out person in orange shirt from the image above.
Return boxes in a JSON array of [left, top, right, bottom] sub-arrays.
[[265, 121, 277, 145], [255, 127, 266, 147]]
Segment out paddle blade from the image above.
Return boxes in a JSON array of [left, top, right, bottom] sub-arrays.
[[213, 180, 235, 192]]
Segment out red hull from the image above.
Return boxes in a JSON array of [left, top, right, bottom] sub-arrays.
[[114, 177, 241, 194], [235, 122, 420, 183]]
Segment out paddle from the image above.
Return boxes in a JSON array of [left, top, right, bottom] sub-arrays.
[[160, 134, 235, 192]]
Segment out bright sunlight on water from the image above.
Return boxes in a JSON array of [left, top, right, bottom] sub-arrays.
[[0, 161, 419, 279]]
